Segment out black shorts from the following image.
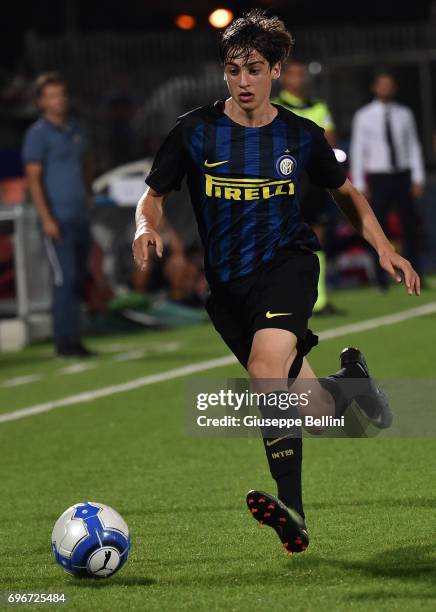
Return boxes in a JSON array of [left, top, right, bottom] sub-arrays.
[[205, 248, 319, 374]]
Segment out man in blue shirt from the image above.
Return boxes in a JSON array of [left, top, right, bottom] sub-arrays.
[[22, 72, 94, 357]]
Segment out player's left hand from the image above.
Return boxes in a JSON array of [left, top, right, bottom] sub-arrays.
[[379, 251, 420, 296]]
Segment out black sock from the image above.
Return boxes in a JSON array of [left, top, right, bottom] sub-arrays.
[[263, 436, 304, 519], [259, 391, 304, 519]]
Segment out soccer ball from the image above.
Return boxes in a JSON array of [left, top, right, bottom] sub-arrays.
[[51, 502, 131, 578]]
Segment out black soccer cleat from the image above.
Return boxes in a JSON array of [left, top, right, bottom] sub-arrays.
[[246, 490, 309, 555], [339, 347, 393, 429]]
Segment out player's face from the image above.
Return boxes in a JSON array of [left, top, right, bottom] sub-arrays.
[[372, 75, 397, 101], [282, 63, 306, 94], [38, 84, 69, 117], [224, 50, 280, 112]]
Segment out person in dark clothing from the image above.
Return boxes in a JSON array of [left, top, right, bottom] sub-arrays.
[[133, 11, 419, 556]]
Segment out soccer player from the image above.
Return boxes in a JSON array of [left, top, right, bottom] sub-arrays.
[[273, 59, 341, 315], [133, 11, 420, 555]]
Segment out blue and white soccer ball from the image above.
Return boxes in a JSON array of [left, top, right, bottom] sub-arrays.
[[51, 502, 131, 578]]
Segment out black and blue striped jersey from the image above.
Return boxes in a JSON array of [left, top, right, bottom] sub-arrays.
[[145, 99, 346, 283]]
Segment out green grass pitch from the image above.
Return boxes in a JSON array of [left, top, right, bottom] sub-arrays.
[[1, 283, 436, 611]]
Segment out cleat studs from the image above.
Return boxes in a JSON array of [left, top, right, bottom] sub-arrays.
[[251, 508, 258, 513], [287, 551, 293, 557], [283, 542, 289, 548], [301, 546, 307, 551], [258, 497, 266, 503], [267, 504, 275, 510], [279, 517, 287, 523], [263, 512, 271, 518], [295, 537, 302, 545], [248, 498, 254, 505], [259, 520, 264, 526]]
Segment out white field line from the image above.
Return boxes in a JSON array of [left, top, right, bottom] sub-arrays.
[[97, 343, 134, 354], [113, 350, 146, 362], [151, 341, 181, 352], [2, 375, 42, 388], [0, 356, 235, 424], [0, 301, 435, 425], [317, 301, 436, 340], [58, 363, 97, 375], [0, 342, 181, 388], [112, 342, 181, 362]]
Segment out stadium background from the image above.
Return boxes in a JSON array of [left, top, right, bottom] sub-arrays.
[[1, 2, 436, 611]]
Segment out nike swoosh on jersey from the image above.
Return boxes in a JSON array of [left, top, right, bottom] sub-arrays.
[[265, 311, 293, 319], [265, 435, 293, 447], [204, 159, 229, 168]]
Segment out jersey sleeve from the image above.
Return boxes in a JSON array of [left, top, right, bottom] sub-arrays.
[[22, 126, 46, 164], [145, 120, 188, 193], [305, 126, 345, 189]]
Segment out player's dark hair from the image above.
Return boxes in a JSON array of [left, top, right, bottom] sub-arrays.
[[219, 9, 294, 68], [34, 72, 67, 98]]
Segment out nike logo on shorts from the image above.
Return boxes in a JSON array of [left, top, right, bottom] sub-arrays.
[[265, 311, 293, 319], [204, 159, 229, 168]]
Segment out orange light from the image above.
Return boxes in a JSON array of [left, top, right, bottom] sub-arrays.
[[175, 14, 197, 30], [208, 8, 233, 29]]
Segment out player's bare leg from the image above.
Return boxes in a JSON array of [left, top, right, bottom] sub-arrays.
[[246, 328, 311, 554], [245, 329, 392, 554], [247, 328, 298, 386]]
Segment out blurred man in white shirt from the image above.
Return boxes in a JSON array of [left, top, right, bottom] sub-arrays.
[[351, 70, 425, 289]]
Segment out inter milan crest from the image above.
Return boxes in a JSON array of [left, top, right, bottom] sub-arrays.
[[276, 155, 297, 178]]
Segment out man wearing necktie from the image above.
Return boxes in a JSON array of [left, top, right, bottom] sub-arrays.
[[350, 70, 425, 289]]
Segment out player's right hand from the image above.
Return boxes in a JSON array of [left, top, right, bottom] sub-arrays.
[[43, 217, 61, 241], [132, 228, 163, 271]]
